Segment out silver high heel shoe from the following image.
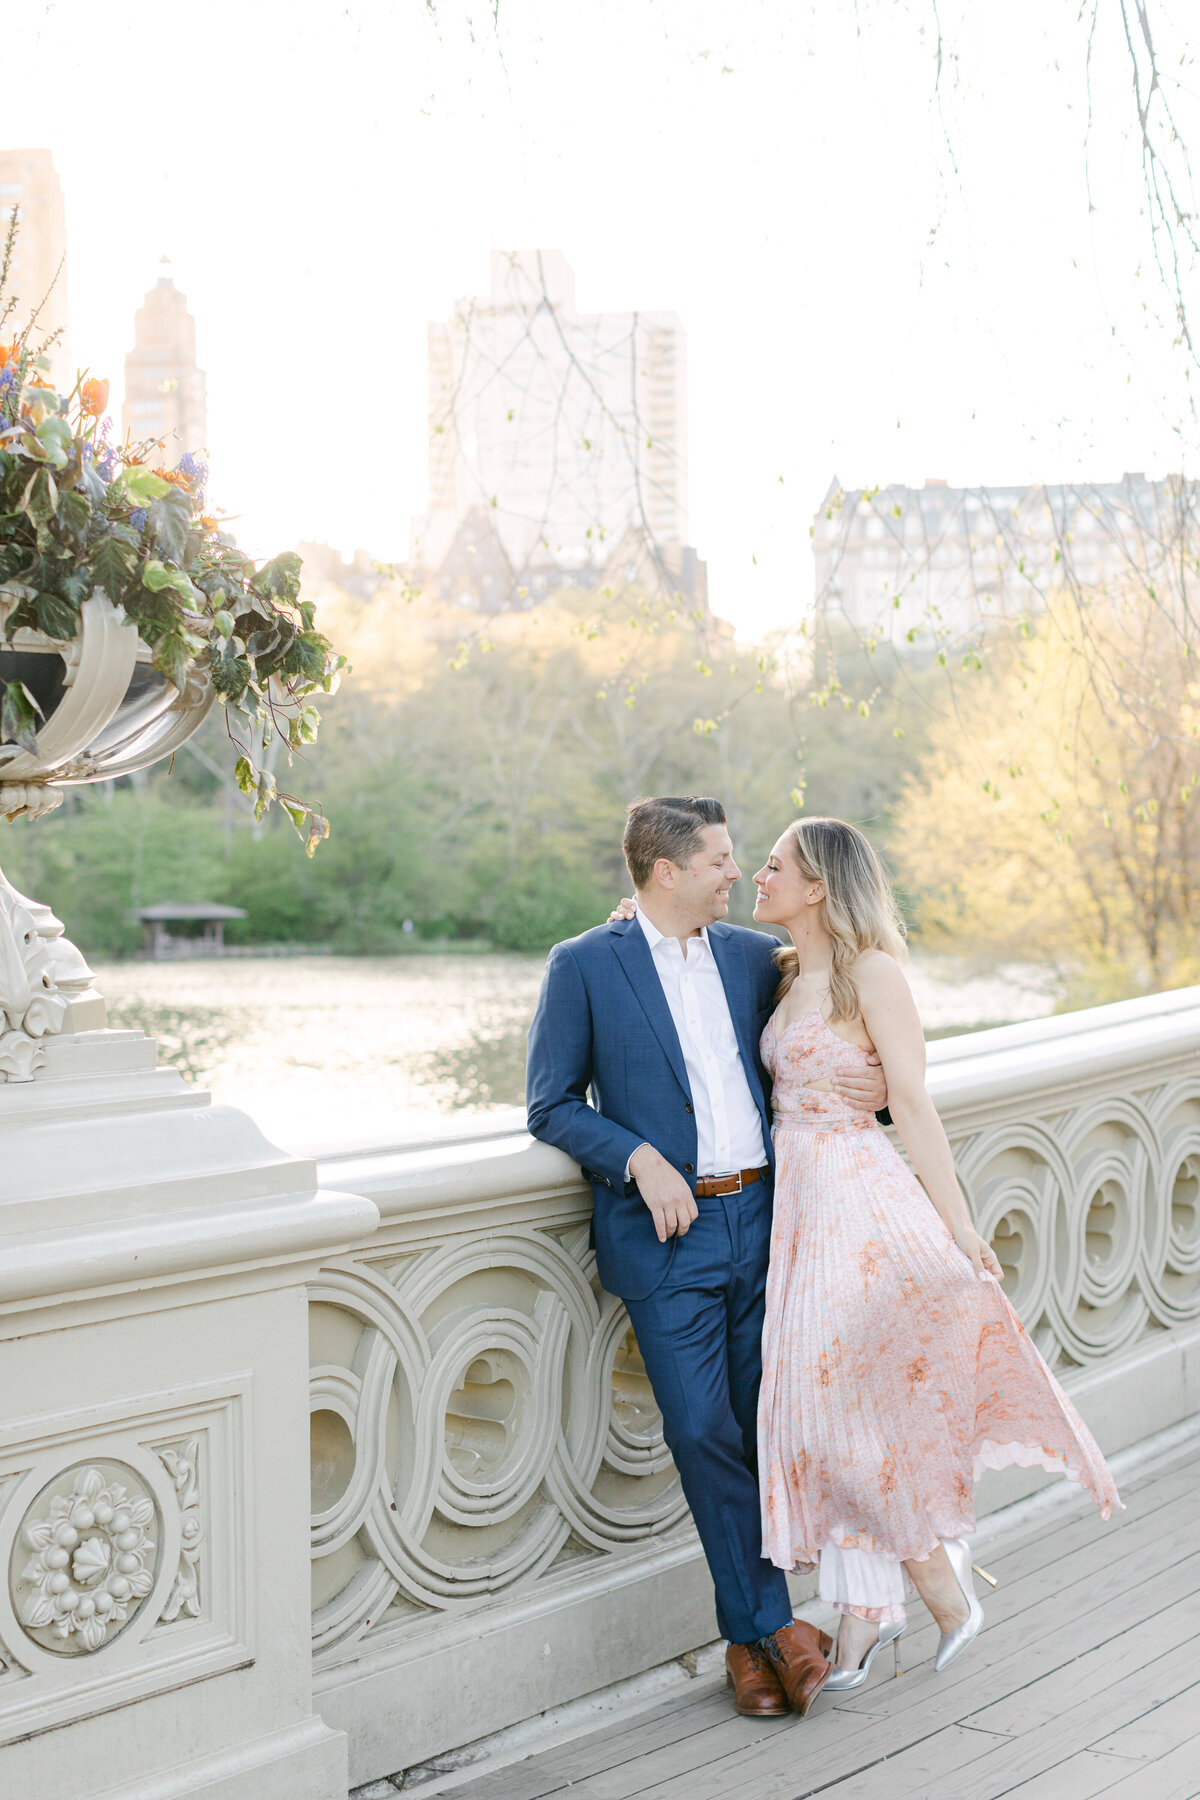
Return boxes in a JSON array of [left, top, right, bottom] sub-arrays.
[[934, 1538, 984, 1672], [824, 1618, 907, 1691]]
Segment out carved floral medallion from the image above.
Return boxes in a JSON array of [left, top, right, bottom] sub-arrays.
[[11, 1463, 159, 1654]]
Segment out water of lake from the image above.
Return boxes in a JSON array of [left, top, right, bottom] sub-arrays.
[[95, 949, 1060, 1155]]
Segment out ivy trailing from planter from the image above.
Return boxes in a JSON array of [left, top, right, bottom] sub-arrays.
[[0, 212, 345, 854]]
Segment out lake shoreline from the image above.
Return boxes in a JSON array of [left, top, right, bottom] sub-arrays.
[[93, 949, 1063, 1154]]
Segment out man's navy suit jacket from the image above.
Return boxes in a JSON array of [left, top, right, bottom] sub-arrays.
[[525, 915, 781, 1301]]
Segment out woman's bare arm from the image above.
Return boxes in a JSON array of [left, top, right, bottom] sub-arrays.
[[856, 952, 1002, 1279]]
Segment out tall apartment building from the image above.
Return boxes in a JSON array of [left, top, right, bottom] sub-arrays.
[[414, 251, 691, 599], [0, 149, 68, 376], [122, 262, 207, 463], [812, 474, 1199, 642]]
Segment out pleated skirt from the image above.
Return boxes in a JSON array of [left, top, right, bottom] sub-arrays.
[[758, 1107, 1119, 1613]]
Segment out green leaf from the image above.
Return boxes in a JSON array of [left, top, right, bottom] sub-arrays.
[[141, 559, 198, 603], [0, 542, 35, 584], [304, 812, 331, 858], [253, 768, 277, 823], [34, 416, 72, 469], [20, 467, 58, 528], [33, 589, 80, 638], [281, 629, 328, 683], [150, 628, 198, 693], [251, 618, 297, 678], [89, 534, 136, 603], [147, 486, 192, 563], [56, 488, 91, 539], [208, 643, 252, 704], [282, 801, 306, 831], [121, 465, 172, 503], [251, 550, 302, 603], [0, 678, 42, 752], [234, 755, 255, 795]]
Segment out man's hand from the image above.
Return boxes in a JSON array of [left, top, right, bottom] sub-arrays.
[[834, 1052, 888, 1115], [607, 896, 637, 923], [629, 1143, 699, 1242]]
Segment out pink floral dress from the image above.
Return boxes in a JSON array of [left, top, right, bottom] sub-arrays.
[[757, 1007, 1120, 1621]]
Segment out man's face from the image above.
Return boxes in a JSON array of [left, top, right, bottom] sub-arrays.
[[677, 824, 741, 925]]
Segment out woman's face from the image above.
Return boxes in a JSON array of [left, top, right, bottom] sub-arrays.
[[753, 833, 823, 924]]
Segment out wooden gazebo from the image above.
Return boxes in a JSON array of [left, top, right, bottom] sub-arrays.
[[131, 901, 248, 960]]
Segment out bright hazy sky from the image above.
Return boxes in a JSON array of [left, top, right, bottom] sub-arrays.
[[7, 1, 1198, 634]]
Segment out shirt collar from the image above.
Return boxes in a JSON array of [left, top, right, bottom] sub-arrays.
[[635, 908, 711, 957]]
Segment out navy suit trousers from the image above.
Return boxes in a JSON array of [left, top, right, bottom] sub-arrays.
[[623, 1178, 793, 1646]]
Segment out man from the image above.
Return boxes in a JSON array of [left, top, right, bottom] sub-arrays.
[[525, 796, 888, 1718]]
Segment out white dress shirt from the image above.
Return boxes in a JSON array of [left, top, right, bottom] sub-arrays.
[[632, 908, 767, 1176]]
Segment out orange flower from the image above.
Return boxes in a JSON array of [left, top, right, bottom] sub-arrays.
[[81, 377, 109, 416], [0, 341, 19, 369]]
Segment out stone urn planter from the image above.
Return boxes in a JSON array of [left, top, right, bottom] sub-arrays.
[[0, 587, 215, 819]]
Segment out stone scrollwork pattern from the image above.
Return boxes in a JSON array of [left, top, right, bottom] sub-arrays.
[[157, 1440, 203, 1622], [309, 1225, 685, 1658], [12, 1464, 158, 1655], [0, 882, 69, 1080], [960, 1074, 1200, 1369]]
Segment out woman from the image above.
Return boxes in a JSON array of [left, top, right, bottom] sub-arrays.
[[752, 817, 1119, 1687]]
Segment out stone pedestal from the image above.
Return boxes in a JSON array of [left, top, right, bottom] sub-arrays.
[[0, 1026, 378, 1799]]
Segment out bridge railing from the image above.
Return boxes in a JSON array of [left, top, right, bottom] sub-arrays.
[[1, 986, 1197, 1800], [308, 987, 1200, 1786]]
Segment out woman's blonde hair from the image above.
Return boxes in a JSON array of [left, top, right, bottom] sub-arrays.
[[774, 817, 907, 1020]]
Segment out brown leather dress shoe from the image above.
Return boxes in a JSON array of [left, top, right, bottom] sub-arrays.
[[760, 1620, 834, 1716], [725, 1641, 790, 1717]]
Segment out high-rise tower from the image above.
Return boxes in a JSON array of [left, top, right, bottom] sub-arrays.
[[416, 251, 689, 583], [122, 262, 207, 464], [0, 149, 69, 377]]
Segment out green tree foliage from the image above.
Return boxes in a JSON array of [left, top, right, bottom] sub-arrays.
[[890, 594, 1200, 1002], [7, 582, 929, 957]]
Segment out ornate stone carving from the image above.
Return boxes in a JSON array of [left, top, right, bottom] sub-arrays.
[[12, 1464, 158, 1654], [157, 1440, 202, 1622], [0, 590, 214, 1075], [0, 868, 103, 1081], [0, 782, 63, 822], [309, 1227, 684, 1657], [306, 1057, 1200, 1663], [0, 884, 68, 1080], [955, 1074, 1200, 1369]]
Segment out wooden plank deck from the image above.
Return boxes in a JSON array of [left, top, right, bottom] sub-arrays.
[[444, 1437, 1200, 1800]]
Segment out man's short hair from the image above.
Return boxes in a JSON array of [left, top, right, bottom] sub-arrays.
[[623, 796, 727, 889]]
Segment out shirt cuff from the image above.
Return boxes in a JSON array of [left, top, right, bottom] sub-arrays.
[[624, 1143, 651, 1182]]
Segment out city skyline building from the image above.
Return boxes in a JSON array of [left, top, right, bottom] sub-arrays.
[[812, 473, 1199, 643], [121, 261, 207, 464], [413, 250, 693, 604], [0, 148, 68, 378]]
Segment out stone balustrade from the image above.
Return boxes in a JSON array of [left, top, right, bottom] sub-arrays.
[[1, 985, 1198, 1800], [307, 987, 1200, 1788]]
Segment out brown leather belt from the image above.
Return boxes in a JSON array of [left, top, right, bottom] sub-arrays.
[[693, 1167, 766, 1198]]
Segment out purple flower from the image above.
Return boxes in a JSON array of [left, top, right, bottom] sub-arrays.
[[96, 449, 117, 481], [81, 442, 94, 462], [0, 368, 15, 394], [129, 507, 148, 531], [178, 451, 208, 483]]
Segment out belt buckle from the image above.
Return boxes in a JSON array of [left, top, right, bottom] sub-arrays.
[[726, 1171, 743, 1195]]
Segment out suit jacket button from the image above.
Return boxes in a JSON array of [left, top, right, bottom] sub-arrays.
[[684, 1163, 694, 1173], [684, 1102, 694, 1114]]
